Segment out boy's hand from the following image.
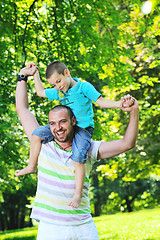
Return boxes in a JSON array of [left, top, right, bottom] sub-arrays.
[[121, 98, 139, 112], [20, 63, 39, 76], [26, 62, 39, 70], [121, 94, 135, 108]]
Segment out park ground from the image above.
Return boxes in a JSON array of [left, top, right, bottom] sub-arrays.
[[0, 208, 160, 240]]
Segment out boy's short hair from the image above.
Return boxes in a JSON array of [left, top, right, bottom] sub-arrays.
[[46, 61, 68, 79]]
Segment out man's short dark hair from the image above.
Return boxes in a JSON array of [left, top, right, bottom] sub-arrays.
[[49, 105, 75, 121], [46, 61, 68, 79]]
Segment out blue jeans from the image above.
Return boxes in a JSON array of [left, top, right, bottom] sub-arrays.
[[32, 124, 93, 163]]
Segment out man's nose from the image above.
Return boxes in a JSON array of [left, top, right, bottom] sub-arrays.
[[55, 122, 61, 130]]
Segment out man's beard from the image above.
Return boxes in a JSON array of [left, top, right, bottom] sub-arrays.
[[53, 128, 74, 143]]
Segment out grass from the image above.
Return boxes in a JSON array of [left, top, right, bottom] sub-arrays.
[[0, 227, 37, 240], [0, 208, 160, 239], [94, 208, 160, 240]]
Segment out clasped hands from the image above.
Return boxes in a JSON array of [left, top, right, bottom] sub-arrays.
[[20, 63, 38, 76], [121, 94, 138, 112]]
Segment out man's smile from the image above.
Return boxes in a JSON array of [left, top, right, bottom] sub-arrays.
[[56, 130, 65, 136]]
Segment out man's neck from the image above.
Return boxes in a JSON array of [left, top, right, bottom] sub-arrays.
[[54, 140, 73, 151]]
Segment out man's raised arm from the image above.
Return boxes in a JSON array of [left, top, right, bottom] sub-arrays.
[[97, 99, 139, 159], [16, 66, 39, 141]]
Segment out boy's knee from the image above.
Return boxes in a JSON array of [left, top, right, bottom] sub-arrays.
[[32, 126, 41, 135], [73, 161, 84, 167], [71, 148, 87, 163], [31, 134, 43, 142]]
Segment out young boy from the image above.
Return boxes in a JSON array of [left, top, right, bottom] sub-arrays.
[[16, 61, 134, 208]]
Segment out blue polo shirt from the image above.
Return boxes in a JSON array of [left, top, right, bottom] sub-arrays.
[[45, 78, 101, 128]]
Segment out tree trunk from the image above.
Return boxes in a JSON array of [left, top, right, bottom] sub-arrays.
[[20, 206, 26, 228], [125, 196, 133, 212]]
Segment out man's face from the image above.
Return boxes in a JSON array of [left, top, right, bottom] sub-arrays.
[[47, 69, 71, 92], [48, 109, 76, 143]]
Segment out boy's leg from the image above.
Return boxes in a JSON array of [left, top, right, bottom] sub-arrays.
[[68, 126, 93, 208], [71, 126, 93, 162], [32, 124, 54, 144], [15, 124, 54, 176], [16, 135, 42, 176], [68, 162, 85, 208]]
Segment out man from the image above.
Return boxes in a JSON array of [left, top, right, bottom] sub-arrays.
[[16, 66, 139, 240]]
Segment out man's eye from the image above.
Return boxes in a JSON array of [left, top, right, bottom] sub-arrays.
[[50, 122, 55, 125]]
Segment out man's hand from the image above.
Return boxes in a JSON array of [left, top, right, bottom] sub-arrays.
[[121, 94, 135, 110], [19, 63, 39, 76], [26, 62, 39, 70], [121, 95, 138, 112]]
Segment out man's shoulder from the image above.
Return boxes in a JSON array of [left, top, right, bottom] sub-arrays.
[[90, 140, 102, 152], [87, 140, 102, 163], [40, 140, 102, 164]]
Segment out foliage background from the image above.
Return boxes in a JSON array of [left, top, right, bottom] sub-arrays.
[[0, 0, 160, 231]]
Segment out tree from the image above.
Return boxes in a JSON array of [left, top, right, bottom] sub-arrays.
[[0, 0, 160, 228], [97, 2, 160, 213]]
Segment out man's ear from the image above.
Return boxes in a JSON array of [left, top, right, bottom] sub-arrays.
[[72, 116, 76, 126], [64, 69, 70, 76]]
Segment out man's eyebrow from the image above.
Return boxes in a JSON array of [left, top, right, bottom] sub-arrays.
[[49, 118, 67, 124], [49, 121, 55, 124]]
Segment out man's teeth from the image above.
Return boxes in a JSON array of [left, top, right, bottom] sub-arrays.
[[57, 131, 64, 135]]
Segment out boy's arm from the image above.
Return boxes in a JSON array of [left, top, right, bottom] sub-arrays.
[[33, 70, 46, 98], [96, 95, 135, 109], [97, 99, 139, 159], [96, 96, 121, 108]]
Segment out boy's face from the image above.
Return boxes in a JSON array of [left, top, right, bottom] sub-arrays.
[[47, 69, 71, 92]]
